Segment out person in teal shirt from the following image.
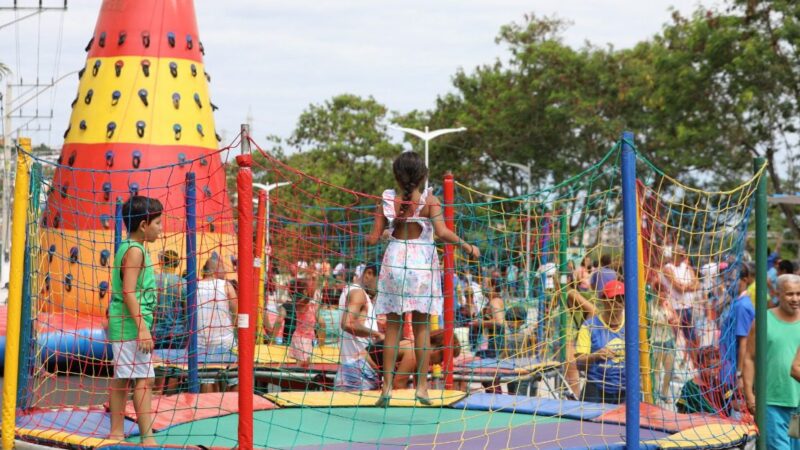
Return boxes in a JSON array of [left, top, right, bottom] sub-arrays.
[[743, 273, 800, 450], [107, 196, 163, 445], [153, 249, 188, 349]]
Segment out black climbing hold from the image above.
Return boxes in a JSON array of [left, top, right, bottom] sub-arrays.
[[53, 213, 60, 229], [44, 274, 51, 292], [141, 59, 151, 77], [64, 273, 73, 292], [142, 31, 150, 48], [190, 64, 197, 77], [215, 132, 222, 142], [48, 244, 56, 262], [84, 89, 94, 104], [78, 67, 85, 79], [173, 123, 182, 140], [207, 216, 215, 232], [41, 215, 48, 228], [69, 246, 79, 264], [85, 37, 94, 52], [167, 31, 176, 48], [60, 183, 68, 198], [111, 90, 121, 105], [63, 126, 70, 139], [169, 61, 178, 78], [68, 150, 77, 166], [106, 122, 116, 138], [178, 153, 187, 166], [193, 93, 202, 108], [200, 157, 208, 166], [56, 155, 63, 165], [100, 214, 111, 229], [100, 249, 111, 266], [79, 120, 87, 130], [132, 150, 142, 168], [199, 41, 205, 55], [98, 31, 106, 48], [105, 150, 114, 167], [186, 34, 193, 50], [71, 95, 78, 108], [196, 124, 204, 137], [99, 281, 109, 298], [203, 185, 212, 198], [114, 60, 124, 77], [118, 31, 127, 46], [136, 121, 146, 138], [102, 182, 112, 201], [204, 71, 211, 82], [172, 92, 181, 109], [92, 59, 101, 76], [210, 102, 219, 111], [138, 89, 149, 106], [129, 182, 139, 196]]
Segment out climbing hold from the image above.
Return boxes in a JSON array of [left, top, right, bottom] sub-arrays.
[[78, 67, 85, 79], [190, 64, 197, 77], [199, 41, 205, 55], [60, 183, 68, 199], [136, 120, 146, 138], [118, 31, 127, 46], [196, 124, 204, 137], [173, 123, 182, 140], [203, 185, 212, 198], [85, 37, 94, 52], [64, 274, 73, 292], [92, 59, 101, 76], [178, 153, 187, 166], [186, 34, 193, 49], [111, 90, 121, 105], [84, 89, 94, 104], [100, 214, 111, 229], [141, 59, 151, 77], [71, 95, 78, 108], [105, 150, 114, 167], [100, 249, 111, 266], [200, 157, 208, 166], [69, 246, 79, 264], [172, 92, 181, 109], [169, 61, 178, 78], [210, 102, 219, 111], [215, 132, 222, 142], [204, 71, 211, 82], [41, 215, 48, 228], [138, 88, 149, 106], [98, 281, 109, 299], [63, 126, 71, 139], [132, 150, 142, 168], [193, 93, 202, 108], [53, 212, 60, 229], [68, 151, 77, 166], [114, 60, 124, 77], [48, 244, 57, 263], [106, 121, 116, 138], [102, 182, 112, 201], [141, 31, 150, 48], [167, 31, 176, 47], [79, 120, 87, 130], [44, 274, 51, 292], [98, 31, 106, 47], [129, 182, 139, 196], [207, 216, 215, 232]]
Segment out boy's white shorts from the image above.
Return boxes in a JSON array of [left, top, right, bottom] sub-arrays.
[[112, 341, 155, 379]]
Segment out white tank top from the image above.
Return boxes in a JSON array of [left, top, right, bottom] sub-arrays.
[[338, 284, 377, 364], [662, 262, 696, 310], [197, 278, 235, 350]]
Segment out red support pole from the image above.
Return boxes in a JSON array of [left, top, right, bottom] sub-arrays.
[[254, 190, 267, 342], [442, 172, 456, 390], [236, 148, 255, 449]]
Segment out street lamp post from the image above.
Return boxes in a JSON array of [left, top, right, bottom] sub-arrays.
[[389, 125, 466, 189], [499, 160, 533, 300]]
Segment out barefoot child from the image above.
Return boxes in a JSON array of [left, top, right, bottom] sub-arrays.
[[108, 196, 163, 444]]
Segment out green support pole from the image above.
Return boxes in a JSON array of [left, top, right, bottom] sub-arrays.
[[558, 210, 569, 362], [753, 157, 767, 450]]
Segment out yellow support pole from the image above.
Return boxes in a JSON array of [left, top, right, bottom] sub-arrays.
[[2, 151, 32, 450], [636, 191, 653, 403]]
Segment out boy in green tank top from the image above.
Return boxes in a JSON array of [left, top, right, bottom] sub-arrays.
[[743, 273, 800, 450], [108, 196, 163, 445]]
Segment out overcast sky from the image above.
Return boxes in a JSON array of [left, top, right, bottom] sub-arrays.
[[1, 0, 715, 149]]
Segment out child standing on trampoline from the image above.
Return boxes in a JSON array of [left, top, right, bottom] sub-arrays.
[[367, 151, 480, 406], [108, 196, 163, 444]]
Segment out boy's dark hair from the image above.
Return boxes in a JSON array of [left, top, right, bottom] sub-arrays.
[[600, 254, 612, 267], [159, 249, 180, 269], [505, 305, 527, 322], [122, 195, 163, 233], [778, 259, 795, 274], [363, 263, 379, 277], [392, 151, 428, 219]]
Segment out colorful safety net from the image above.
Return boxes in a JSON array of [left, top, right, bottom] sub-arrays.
[[3, 134, 764, 449]]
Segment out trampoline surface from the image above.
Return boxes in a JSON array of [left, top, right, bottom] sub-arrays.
[[134, 407, 671, 449]]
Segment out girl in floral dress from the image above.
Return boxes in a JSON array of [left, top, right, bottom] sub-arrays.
[[367, 151, 480, 406]]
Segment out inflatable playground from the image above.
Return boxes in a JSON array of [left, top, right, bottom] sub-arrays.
[[0, 1, 778, 449]]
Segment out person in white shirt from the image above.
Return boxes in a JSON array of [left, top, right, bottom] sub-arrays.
[[661, 245, 700, 349], [196, 257, 238, 392]]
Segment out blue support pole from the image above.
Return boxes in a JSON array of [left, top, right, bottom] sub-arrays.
[[185, 172, 199, 393], [620, 131, 640, 449], [114, 198, 123, 254]]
